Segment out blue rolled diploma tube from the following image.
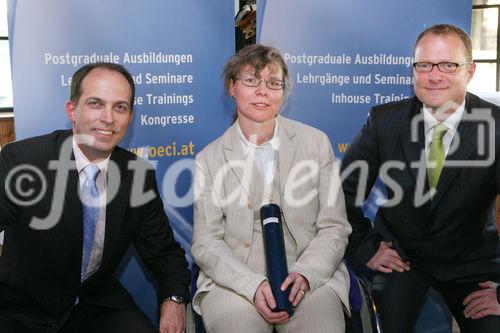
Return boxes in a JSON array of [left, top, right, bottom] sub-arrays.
[[260, 203, 294, 316]]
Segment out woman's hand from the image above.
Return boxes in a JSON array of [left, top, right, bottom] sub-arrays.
[[253, 280, 290, 324], [281, 272, 310, 307]]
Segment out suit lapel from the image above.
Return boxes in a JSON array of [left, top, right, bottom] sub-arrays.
[[398, 99, 426, 183], [222, 123, 254, 201], [66, 167, 84, 274], [277, 117, 297, 195], [55, 131, 84, 278], [99, 150, 132, 271]]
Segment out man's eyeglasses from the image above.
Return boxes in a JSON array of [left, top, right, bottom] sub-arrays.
[[236, 76, 285, 90], [413, 61, 471, 73]]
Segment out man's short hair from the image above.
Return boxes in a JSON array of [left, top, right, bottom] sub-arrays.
[[414, 24, 473, 62], [70, 62, 136, 111]]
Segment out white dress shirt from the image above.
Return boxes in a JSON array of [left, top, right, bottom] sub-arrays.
[[423, 101, 465, 157], [73, 139, 109, 280], [237, 119, 280, 187]]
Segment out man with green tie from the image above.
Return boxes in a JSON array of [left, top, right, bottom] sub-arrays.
[[341, 24, 500, 332]]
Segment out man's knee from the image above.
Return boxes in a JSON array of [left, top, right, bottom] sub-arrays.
[[86, 310, 156, 333], [455, 313, 500, 333], [0, 313, 26, 333]]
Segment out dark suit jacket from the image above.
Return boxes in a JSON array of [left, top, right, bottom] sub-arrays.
[[0, 130, 190, 330], [341, 93, 500, 283]]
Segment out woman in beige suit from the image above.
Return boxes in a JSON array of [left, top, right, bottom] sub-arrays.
[[191, 44, 352, 333]]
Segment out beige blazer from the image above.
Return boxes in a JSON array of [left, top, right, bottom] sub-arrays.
[[191, 116, 352, 314]]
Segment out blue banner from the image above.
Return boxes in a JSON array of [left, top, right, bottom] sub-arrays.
[[259, 0, 472, 157], [8, 0, 234, 323]]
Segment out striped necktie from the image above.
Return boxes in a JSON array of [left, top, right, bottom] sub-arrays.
[[81, 164, 100, 281]]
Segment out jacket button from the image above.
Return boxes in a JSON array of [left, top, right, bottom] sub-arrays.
[[243, 241, 250, 248], [247, 203, 252, 209]]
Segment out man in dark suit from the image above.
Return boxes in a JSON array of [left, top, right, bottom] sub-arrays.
[[341, 24, 500, 332], [0, 63, 190, 333]]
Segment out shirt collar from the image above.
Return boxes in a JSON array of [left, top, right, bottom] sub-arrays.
[[72, 137, 110, 175], [423, 100, 465, 135], [237, 119, 280, 157]]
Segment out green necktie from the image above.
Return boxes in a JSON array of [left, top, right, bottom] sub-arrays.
[[427, 123, 448, 197]]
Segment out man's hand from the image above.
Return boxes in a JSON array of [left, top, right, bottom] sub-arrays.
[[253, 280, 290, 324], [463, 281, 500, 319], [159, 300, 186, 333], [367, 241, 410, 273], [281, 272, 310, 307]]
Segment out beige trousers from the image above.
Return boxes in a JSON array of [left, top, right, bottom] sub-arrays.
[[199, 283, 345, 333]]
